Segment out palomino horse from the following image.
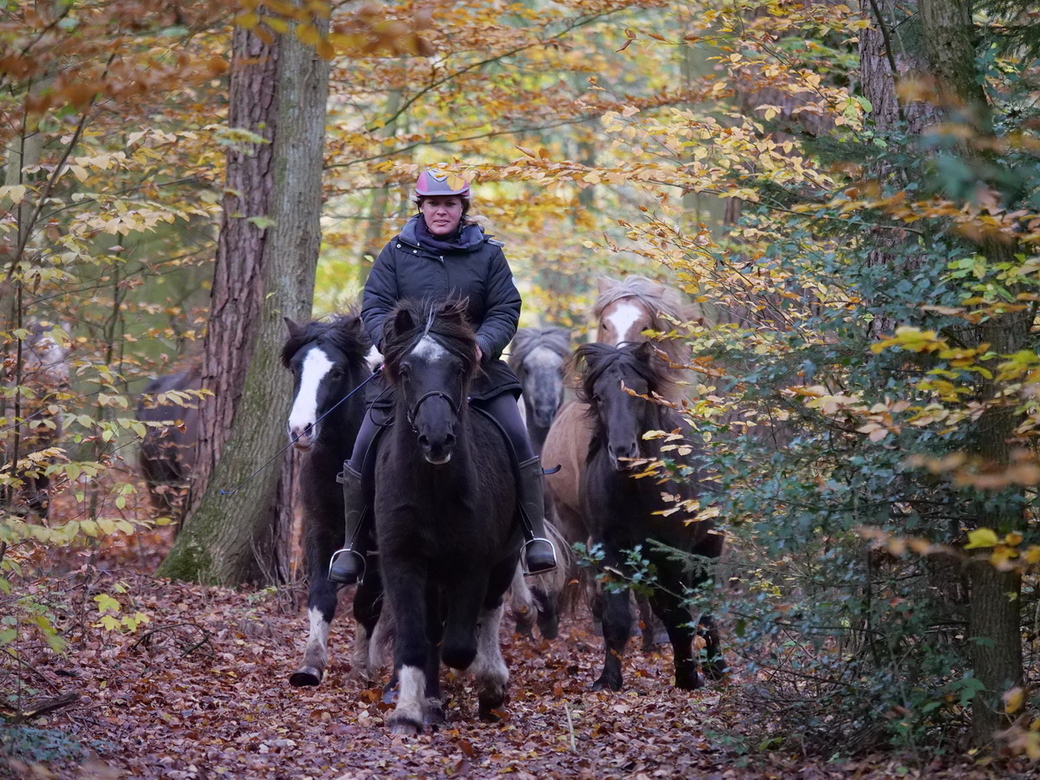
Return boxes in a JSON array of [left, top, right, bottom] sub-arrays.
[[542, 276, 693, 646], [374, 298, 523, 733], [575, 342, 724, 690], [507, 326, 572, 454], [281, 313, 384, 687]]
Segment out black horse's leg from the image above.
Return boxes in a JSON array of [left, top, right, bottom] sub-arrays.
[[290, 513, 342, 687], [352, 566, 384, 683], [422, 582, 445, 727], [385, 558, 432, 734], [649, 584, 701, 690], [698, 613, 726, 680], [593, 581, 632, 692], [440, 571, 485, 672], [472, 600, 509, 721]]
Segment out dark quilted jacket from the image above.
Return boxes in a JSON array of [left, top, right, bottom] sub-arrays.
[[361, 215, 522, 401]]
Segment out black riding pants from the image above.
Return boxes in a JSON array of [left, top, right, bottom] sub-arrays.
[[345, 392, 534, 474]]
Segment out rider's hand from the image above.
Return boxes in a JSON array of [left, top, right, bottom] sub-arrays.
[[475, 345, 483, 363]]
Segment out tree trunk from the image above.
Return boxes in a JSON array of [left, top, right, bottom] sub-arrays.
[[916, 0, 1027, 745], [158, 12, 330, 585]]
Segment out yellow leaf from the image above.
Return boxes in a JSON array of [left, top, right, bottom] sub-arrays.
[[296, 23, 320, 46], [964, 528, 999, 550], [1003, 686, 1024, 715]]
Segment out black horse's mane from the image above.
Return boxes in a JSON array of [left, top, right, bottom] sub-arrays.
[[573, 342, 676, 416], [382, 298, 478, 377], [507, 327, 571, 373], [280, 311, 371, 371]]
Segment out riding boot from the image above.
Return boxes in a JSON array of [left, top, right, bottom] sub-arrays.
[[518, 456, 558, 575], [328, 464, 370, 585]]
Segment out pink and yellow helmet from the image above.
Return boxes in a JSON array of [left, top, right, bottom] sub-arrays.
[[415, 169, 471, 199]]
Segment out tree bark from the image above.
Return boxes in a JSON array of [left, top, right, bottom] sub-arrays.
[[159, 12, 330, 585], [916, 0, 1027, 745]]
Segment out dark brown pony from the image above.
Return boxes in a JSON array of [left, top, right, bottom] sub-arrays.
[[543, 276, 693, 644], [374, 298, 523, 733], [575, 341, 724, 691]]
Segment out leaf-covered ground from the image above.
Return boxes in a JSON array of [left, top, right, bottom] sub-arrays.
[[2, 538, 1036, 779]]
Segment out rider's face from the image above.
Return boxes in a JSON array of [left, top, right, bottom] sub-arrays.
[[421, 197, 464, 237]]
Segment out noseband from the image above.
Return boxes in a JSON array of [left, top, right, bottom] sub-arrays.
[[406, 389, 463, 430]]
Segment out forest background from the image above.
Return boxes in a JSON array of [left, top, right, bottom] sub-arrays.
[[4, 0, 1040, 775]]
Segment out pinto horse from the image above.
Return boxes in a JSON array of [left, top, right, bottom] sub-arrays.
[[281, 314, 384, 687], [507, 326, 571, 454], [375, 298, 523, 733], [576, 341, 724, 691]]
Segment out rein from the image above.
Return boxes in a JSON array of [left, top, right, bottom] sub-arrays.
[[219, 366, 380, 497]]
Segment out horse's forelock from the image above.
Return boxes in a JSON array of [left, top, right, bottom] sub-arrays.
[[383, 298, 477, 375], [508, 327, 571, 370], [592, 276, 691, 368], [280, 310, 369, 370], [575, 342, 674, 408]]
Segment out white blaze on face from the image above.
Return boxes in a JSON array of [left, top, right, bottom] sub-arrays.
[[602, 300, 647, 345], [412, 334, 449, 363], [288, 347, 334, 439]]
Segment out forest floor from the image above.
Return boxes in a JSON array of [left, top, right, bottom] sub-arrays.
[[2, 531, 1037, 780]]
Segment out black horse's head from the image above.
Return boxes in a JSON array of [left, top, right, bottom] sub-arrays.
[[282, 313, 371, 450], [575, 341, 675, 472], [382, 298, 479, 466]]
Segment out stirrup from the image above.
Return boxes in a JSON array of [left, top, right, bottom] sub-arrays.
[[328, 547, 367, 585], [521, 537, 558, 576]]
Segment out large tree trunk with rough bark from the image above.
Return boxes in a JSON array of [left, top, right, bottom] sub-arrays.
[[158, 14, 330, 585]]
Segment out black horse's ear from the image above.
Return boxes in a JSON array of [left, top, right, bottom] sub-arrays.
[[393, 307, 415, 334], [284, 316, 303, 338], [440, 297, 468, 322], [634, 341, 658, 362]]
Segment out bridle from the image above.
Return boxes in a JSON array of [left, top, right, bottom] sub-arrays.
[[406, 389, 463, 430]]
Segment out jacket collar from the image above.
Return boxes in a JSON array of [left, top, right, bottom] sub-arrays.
[[398, 214, 487, 252]]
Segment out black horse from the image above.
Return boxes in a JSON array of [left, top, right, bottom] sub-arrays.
[[375, 298, 523, 733], [575, 341, 725, 692], [137, 366, 201, 524], [507, 326, 571, 454], [281, 313, 384, 687]]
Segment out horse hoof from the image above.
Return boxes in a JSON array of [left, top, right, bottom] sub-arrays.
[[478, 704, 505, 722], [675, 671, 704, 690], [424, 703, 446, 728], [289, 666, 322, 687], [592, 677, 622, 692], [388, 717, 423, 735]]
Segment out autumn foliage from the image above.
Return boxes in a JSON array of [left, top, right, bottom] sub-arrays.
[[5, 0, 1040, 774]]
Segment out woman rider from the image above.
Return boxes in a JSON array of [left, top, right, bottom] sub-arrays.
[[328, 168, 558, 584]]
